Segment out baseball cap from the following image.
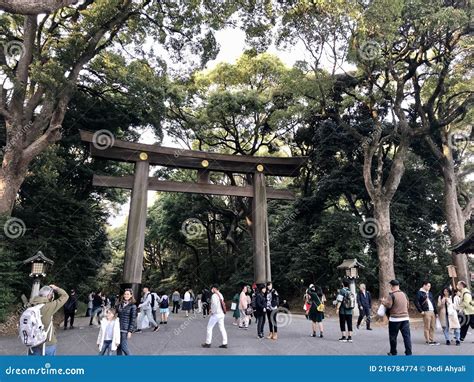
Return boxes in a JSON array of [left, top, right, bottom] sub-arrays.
[[389, 279, 400, 286]]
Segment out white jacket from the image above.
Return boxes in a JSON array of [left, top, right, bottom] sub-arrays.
[[97, 318, 121, 351]]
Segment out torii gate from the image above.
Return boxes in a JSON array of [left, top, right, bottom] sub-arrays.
[[80, 130, 306, 296]]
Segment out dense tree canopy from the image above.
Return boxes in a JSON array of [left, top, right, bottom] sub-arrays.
[[0, 1, 472, 321]]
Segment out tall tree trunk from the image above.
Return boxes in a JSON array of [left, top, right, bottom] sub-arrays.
[[424, 134, 472, 284], [374, 199, 396, 298], [441, 158, 469, 283]]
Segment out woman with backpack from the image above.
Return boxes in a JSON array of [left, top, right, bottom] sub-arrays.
[[254, 284, 267, 339], [308, 285, 325, 338], [116, 289, 137, 356], [336, 279, 355, 343], [159, 292, 170, 324]]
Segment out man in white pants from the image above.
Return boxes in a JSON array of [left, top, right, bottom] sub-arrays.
[[136, 287, 160, 333], [202, 285, 228, 349]]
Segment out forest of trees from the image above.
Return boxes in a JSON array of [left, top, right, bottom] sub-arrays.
[[0, 0, 472, 321]]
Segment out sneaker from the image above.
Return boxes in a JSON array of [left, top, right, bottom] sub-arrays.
[[218, 344, 228, 348], [367, 328, 373, 331], [455, 340, 460, 346], [232, 323, 238, 326], [311, 333, 316, 337], [159, 321, 163, 324], [201, 343, 211, 348], [164, 321, 167, 324], [258, 335, 264, 339], [338, 336, 347, 342], [446, 340, 451, 345], [387, 352, 396, 356], [429, 341, 440, 346], [153, 326, 160, 332], [135, 330, 142, 333], [356, 325, 360, 330], [347, 336, 353, 342], [319, 333, 324, 338]]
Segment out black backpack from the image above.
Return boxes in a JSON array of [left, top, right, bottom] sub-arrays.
[[160, 296, 169, 309]]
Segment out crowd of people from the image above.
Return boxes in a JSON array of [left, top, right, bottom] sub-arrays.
[[19, 278, 473, 357]]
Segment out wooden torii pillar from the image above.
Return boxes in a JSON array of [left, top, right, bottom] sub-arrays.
[[80, 130, 306, 294]]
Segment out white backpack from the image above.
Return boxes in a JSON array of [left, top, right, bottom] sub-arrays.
[[19, 304, 52, 351]]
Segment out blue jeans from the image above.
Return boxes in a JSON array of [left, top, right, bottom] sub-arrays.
[[442, 325, 460, 342], [116, 332, 130, 356], [388, 320, 412, 355], [28, 344, 57, 356], [99, 340, 113, 355]]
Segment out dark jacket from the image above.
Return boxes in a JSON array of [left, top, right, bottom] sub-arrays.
[[117, 301, 137, 333], [414, 289, 438, 314], [357, 290, 372, 309], [63, 294, 77, 312], [92, 294, 103, 309], [254, 293, 267, 316], [265, 288, 280, 310]]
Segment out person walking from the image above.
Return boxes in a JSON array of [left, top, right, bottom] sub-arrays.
[[201, 285, 228, 348], [308, 285, 325, 338], [336, 279, 355, 342], [28, 285, 69, 355], [381, 279, 412, 356], [97, 308, 121, 355], [197, 293, 203, 314], [89, 291, 104, 326], [457, 281, 474, 342], [150, 290, 160, 323], [136, 287, 159, 333], [414, 281, 439, 345], [232, 291, 240, 326], [116, 289, 137, 356], [254, 284, 267, 339], [159, 292, 170, 324], [356, 283, 372, 330], [183, 288, 192, 317], [202, 288, 211, 318], [265, 282, 280, 340], [86, 291, 94, 317], [437, 287, 461, 346], [63, 289, 77, 330], [171, 290, 181, 314], [238, 285, 249, 329]]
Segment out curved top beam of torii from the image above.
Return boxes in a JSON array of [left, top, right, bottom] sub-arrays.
[[79, 130, 307, 178]]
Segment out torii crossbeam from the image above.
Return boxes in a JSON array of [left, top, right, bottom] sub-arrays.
[[80, 130, 306, 295]]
